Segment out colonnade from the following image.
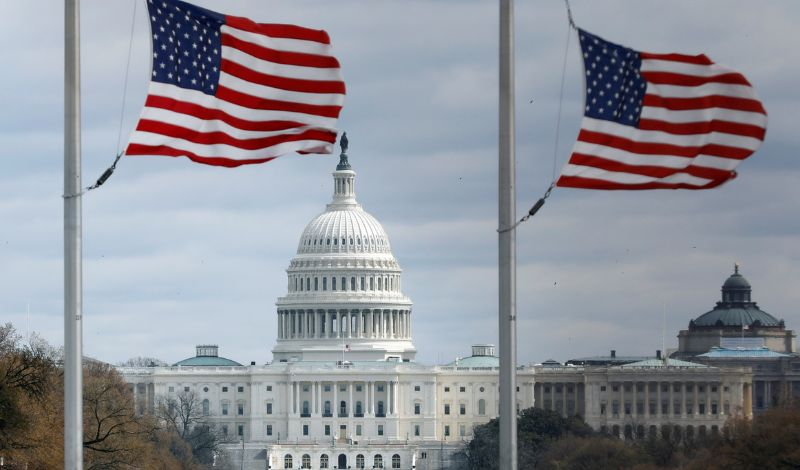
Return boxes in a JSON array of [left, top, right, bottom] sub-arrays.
[[277, 309, 412, 340], [287, 380, 400, 418]]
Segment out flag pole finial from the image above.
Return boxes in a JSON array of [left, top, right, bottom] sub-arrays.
[[734, 262, 740, 274], [337, 132, 351, 170]]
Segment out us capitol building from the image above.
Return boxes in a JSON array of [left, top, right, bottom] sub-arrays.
[[121, 143, 796, 469]]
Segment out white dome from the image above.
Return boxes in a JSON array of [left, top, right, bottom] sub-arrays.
[[273, 149, 416, 362], [297, 207, 392, 255]]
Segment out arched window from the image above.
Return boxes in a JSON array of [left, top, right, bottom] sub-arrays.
[[327, 238, 331, 245], [314, 277, 318, 290], [320, 454, 329, 469], [324, 400, 331, 416], [302, 454, 311, 469], [299, 279, 303, 291], [306, 278, 310, 291], [294, 277, 298, 291], [334, 237, 338, 245], [370, 277, 374, 290], [351, 277, 356, 291], [478, 399, 486, 416], [356, 401, 363, 415], [374, 455, 383, 469], [284, 454, 293, 469], [340, 400, 347, 416], [392, 454, 401, 468], [356, 454, 365, 469], [377, 401, 385, 416], [378, 277, 383, 290], [341, 277, 346, 291], [361, 277, 365, 290], [332, 277, 337, 291], [323, 277, 327, 290], [302, 400, 309, 415], [202, 399, 209, 416]]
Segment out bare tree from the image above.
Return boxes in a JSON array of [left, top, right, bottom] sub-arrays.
[[156, 390, 225, 465], [118, 356, 168, 367]]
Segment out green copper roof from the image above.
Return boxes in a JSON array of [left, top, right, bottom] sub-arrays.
[[692, 266, 782, 328], [620, 358, 708, 369], [699, 346, 790, 358], [173, 356, 242, 367]]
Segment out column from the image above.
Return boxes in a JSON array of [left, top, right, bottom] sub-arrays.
[[657, 381, 662, 417], [669, 382, 674, 417], [312, 382, 317, 415], [277, 313, 282, 339], [619, 382, 624, 417], [368, 382, 375, 416], [645, 382, 650, 418], [719, 382, 725, 416], [368, 310, 374, 338], [292, 382, 297, 415], [562, 383, 567, 416], [333, 382, 338, 416], [347, 311, 352, 339], [536, 383, 543, 409], [681, 382, 687, 417], [632, 382, 638, 418], [693, 382, 699, 416], [349, 382, 354, 416], [705, 382, 712, 414]]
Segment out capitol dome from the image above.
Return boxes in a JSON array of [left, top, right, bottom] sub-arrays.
[[690, 264, 781, 328], [272, 139, 416, 362]]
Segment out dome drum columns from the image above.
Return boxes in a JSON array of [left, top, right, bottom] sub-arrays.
[[277, 308, 412, 340]]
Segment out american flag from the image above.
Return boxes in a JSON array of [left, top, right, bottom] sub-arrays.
[[126, 0, 345, 167], [557, 29, 766, 190]]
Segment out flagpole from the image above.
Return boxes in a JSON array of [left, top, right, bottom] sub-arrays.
[[64, 0, 84, 469], [498, 0, 518, 469]]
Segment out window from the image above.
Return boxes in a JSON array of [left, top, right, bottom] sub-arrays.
[[356, 384, 363, 392], [459, 386, 466, 393], [414, 424, 420, 436], [302, 400, 310, 415], [324, 425, 330, 436], [414, 403, 421, 415], [356, 401, 363, 415], [356, 424, 362, 436], [444, 404, 450, 415], [478, 399, 486, 415], [356, 454, 365, 469], [320, 454, 329, 469], [324, 401, 331, 416], [303, 424, 309, 436], [284, 454, 293, 469], [392, 454, 401, 468], [222, 403, 229, 415], [374, 455, 383, 469], [414, 385, 421, 392], [377, 385, 385, 392], [600, 403, 607, 415], [222, 386, 228, 392], [351, 277, 356, 290], [184, 386, 190, 392], [340, 384, 347, 392], [361, 277, 365, 290], [203, 386, 209, 392], [460, 403, 466, 415], [444, 425, 450, 437], [303, 384, 310, 392], [314, 278, 318, 290], [168, 386, 174, 393], [460, 424, 466, 437], [332, 277, 337, 290], [600, 386, 606, 392], [266, 424, 272, 436], [237, 403, 244, 415], [377, 425, 384, 436], [324, 385, 331, 392], [237, 424, 244, 437], [323, 277, 327, 290], [444, 386, 450, 392], [341, 277, 346, 291], [267, 403, 273, 414], [479, 386, 485, 392], [266, 385, 272, 392], [202, 399, 209, 416], [238, 386, 244, 393], [302, 454, 311, 469]]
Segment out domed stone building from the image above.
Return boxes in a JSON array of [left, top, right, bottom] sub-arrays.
[[675, 265, 796, 357]]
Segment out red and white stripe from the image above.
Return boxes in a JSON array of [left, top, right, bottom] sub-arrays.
[[127, 18, 345, 167], [558, 52, 766, 190]]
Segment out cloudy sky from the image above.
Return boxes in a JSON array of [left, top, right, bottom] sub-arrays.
[[1, 0, 798, 367]]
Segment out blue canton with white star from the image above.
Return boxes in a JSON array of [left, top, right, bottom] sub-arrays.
[[579, 29, 647, 127], [148, 0, 224, 96]]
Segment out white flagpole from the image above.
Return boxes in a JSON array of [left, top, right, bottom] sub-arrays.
[[64, 0, 84, 468], [498, 0, 518, 469]]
